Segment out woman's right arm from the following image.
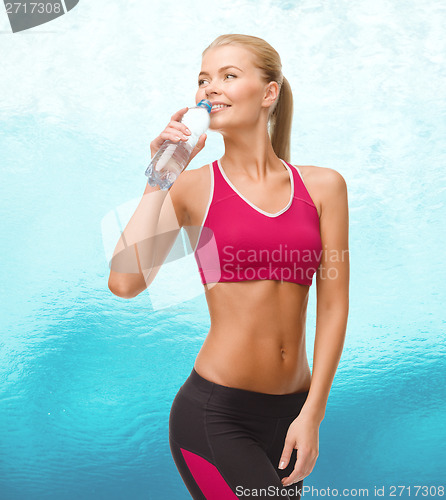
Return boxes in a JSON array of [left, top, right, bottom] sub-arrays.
[[107, 107, 207, 299]]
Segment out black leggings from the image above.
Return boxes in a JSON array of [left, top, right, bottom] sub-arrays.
[[169, 367, 309, 499]]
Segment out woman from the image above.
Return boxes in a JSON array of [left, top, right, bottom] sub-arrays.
[[108, 34, 349, 499]]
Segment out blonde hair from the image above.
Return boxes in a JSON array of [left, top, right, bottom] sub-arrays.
[[203, 34, 293, 162]]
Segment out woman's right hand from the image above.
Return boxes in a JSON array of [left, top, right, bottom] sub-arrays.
[[149, 107, 207, 169]]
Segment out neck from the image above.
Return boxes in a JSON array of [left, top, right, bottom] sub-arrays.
[[219, 125, 283, 181]]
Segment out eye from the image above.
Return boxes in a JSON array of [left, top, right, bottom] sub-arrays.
[[198, 74, 237, 86]]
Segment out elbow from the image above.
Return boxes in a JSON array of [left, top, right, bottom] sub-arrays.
[[108, 276, 143, 300], [108, 283, 135, 299]]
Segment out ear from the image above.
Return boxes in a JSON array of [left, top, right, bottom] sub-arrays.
[[262, 81, 280, 109]]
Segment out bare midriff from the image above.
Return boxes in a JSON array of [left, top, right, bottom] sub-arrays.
[[194, 279, 312, 395]]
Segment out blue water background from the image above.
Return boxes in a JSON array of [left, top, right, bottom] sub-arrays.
[[0, 1, 445, 498]]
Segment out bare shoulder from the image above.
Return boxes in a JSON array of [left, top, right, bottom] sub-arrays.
[[299, 165, 346, 190], [168, 163, 211, 227], [299, 164, 347, 205]]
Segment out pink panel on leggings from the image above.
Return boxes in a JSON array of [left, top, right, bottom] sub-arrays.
[[180, 447, 238, 499]]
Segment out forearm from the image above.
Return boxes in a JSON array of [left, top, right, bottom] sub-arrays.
[[300, 303, 349, 423], [108, 182, 169, 294]]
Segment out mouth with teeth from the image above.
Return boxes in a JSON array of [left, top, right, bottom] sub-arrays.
[[211, 104, 231, 114]]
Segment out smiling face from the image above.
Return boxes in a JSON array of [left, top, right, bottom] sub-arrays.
[[196, 44, 279, 133]]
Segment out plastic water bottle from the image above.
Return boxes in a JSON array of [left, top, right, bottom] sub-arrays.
[[145, 99, 212, 190]]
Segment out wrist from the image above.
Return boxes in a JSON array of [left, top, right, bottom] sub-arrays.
[[298, 404, 325, 424]]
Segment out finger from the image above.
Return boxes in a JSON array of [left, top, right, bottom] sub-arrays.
[[281, 451, 310, 486], [196, 133, 207, 149], [157, 130, 186, 144], [193, 133, 206, 149], [196, 133, 207, 147], [282, 468, 305, 487], [167, 121, 192, 137], [189, 134, 206, 161], [278, 439, 295, 470], [171, 107, 189, 122], [166, 127, 190, 143]]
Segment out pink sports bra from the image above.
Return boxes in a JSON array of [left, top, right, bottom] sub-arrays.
[[193, 159, 322, 286]]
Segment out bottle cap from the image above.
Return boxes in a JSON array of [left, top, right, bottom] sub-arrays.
[[197, 99, 212, 114]]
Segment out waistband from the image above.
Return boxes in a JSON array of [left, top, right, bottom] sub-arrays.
[[183, 367, 309, 418]]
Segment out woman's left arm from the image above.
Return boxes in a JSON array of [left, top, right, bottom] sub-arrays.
[[279, 167, 350, 486]]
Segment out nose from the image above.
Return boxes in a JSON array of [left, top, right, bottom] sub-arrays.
[[204, 80, 222, 98]]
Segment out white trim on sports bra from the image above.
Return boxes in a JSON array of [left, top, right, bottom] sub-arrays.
[[216, 158, 295, 218]]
